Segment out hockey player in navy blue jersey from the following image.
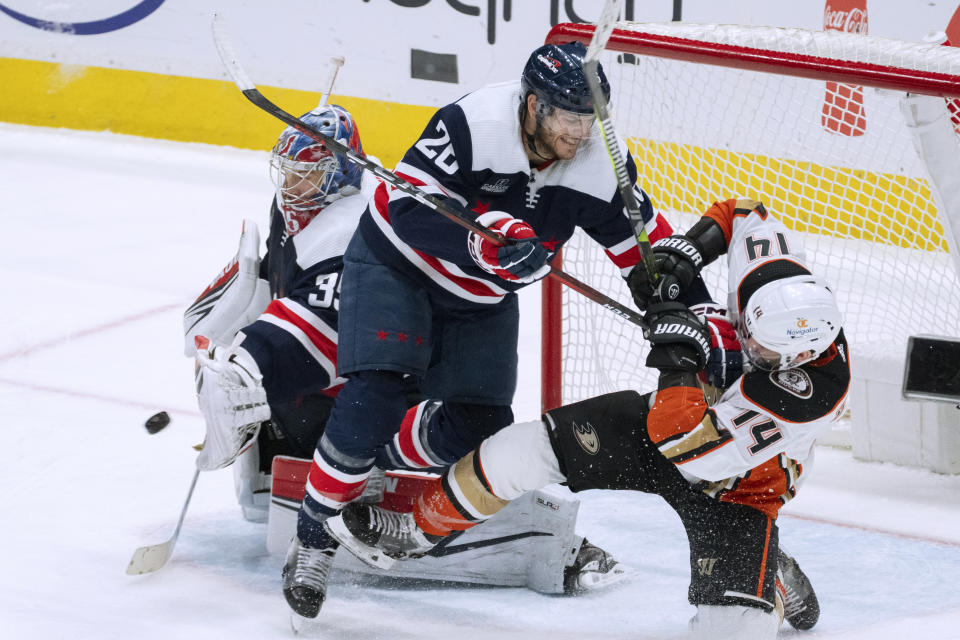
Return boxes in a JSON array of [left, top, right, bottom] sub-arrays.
[[182, 103, 629, 621], [280, 41, 691, 620], [184, 105, 371, 495]]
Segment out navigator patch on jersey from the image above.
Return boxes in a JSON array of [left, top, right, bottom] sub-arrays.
[[770, 369, 813, 398]]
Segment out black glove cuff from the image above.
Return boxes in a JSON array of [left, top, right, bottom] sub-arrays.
[[658, 371, 700, 391]]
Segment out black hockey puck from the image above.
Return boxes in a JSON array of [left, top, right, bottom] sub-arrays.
[[145, 411, 171, 434]]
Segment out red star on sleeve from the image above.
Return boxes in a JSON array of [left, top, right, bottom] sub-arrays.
[[472, 200, 491, 215]]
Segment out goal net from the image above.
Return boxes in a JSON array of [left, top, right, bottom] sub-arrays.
[[541, 22, 960, 411]]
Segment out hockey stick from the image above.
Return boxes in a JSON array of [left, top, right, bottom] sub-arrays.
[[317, 56, 344, 108], [125, 467, 200, 575], [583, 0, 661, 287], [210, 13, 648, 334]]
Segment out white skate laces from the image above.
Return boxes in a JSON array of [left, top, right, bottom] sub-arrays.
[[282, 537, 338, 619], [324, 503, 441, 570]]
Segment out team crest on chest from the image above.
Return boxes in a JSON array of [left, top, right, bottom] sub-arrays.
[[572, 421, 600, 455], [770, 369, 813, 398]]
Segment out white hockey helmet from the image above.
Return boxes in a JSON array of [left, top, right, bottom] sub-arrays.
[[738, 275, 842, 371]]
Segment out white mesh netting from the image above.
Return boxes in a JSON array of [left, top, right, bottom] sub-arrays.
[[551, 23, 960, 406]]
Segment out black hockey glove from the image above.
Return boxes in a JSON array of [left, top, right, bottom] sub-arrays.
[[627, 236, 704, 311], [626, 216, 728, 311], [644, 302, 710, 374]]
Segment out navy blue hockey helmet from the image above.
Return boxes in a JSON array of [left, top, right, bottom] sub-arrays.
[[269, 104, 364, 236], [520, 41, 610, 116]]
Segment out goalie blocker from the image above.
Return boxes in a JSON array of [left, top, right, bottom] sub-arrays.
[[266, 456, 621, 594]]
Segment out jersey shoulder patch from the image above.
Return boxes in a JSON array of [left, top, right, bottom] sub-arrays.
[[769, 369, 814, 399]]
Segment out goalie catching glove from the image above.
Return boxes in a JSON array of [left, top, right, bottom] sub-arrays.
[[467, 211, 550, 283], [644, 302, 710, 374], [194, 333, 270, 471]]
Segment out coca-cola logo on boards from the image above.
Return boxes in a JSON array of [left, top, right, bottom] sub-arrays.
[[824, 5, 868, 34]]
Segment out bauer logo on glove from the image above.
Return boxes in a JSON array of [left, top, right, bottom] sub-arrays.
[[467, 210, 551, 284]]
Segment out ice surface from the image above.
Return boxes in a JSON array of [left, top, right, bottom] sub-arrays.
[[2, 123, 960, 639]]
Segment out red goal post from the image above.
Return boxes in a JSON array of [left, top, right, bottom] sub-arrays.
[[540, 22, 960, 418]]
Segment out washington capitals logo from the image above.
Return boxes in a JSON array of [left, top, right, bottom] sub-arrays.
[[537, 54, 562, 73]]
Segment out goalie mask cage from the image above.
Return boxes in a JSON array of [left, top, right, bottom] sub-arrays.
[[541, 22, 960, 421]]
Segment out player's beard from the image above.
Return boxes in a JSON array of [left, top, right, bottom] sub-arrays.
[[528, 123, 585, 162]]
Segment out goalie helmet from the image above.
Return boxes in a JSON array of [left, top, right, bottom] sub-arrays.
[[737, 275, 842, 371], [269, 104, 363, 237], [520, 41, 610, 116]]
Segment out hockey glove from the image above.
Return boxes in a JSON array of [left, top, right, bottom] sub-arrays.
[[627, 235, 705, 310], [194, 334, 270, 471], [467, 211, 551, 283], [692, 303, 743, 390], [644, 302, 710, 374]]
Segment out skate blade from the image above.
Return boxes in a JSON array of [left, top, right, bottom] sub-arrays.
[[324, 517, 396, 570], [291, 612, 323, 635], [576, 562, 635, 593]]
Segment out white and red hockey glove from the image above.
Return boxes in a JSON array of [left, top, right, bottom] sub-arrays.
[[467, 211, 550, 283], [194, 334, 270, 471], [692, 303, 743, 390]]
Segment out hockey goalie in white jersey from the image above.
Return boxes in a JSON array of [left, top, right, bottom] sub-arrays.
[[324, 198, 851, 639], [180, 104, 628, 601]]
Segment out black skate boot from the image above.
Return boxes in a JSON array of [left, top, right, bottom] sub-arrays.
[[777, 547, 820, 630], [324, 502, 442, 570], [282, 536, 338, 621], [563, 538, 632, 594]]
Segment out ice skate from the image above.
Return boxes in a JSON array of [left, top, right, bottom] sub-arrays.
[[282, 536, 338, 623], [563, 538, 632, 594], [777, 547, 820, 630], [324, 502, 442, 570]]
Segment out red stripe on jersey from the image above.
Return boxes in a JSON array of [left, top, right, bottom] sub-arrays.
[[605, 243, 641, 270], [647, 212, 675, 244], [320, 383, 343, 398], [396, 404, 431, 468], [306, 463, 366, 504], [374, 182, 391, 221], [264, 300, 338, 365], [371, 189, 507, 300]]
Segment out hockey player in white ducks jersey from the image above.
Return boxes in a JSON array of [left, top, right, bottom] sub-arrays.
[[280, 41, 705, 620], [181, 104, 628, 618], [326, 198, 849, 639]]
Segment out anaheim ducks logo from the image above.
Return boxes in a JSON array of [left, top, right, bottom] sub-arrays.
[[770, 369, 814, 399], [572, 421, 600, 455]]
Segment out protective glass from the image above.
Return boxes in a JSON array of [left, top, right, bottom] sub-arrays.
[[539, 106, 596, 140], [737, 322, 815, 371]]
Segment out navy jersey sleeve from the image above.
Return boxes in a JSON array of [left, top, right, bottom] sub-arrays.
[[240, 256, 345, 406], [387, 104, 479, 264]]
